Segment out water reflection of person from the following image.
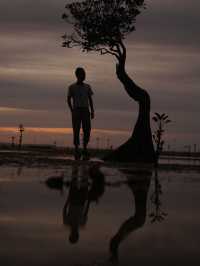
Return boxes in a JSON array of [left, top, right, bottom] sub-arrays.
[[63, 164, 105, 244], [110, 169, 152, 262], [63, 165, 89, 244]]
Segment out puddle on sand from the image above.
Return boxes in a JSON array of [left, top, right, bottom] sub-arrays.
[[0, 165, 200, 266]]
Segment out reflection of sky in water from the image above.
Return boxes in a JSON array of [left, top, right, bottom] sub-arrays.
[[160, 156, 200, 166], [0, 165, 200, 266]]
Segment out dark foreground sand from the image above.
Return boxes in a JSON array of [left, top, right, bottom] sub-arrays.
[[0, 152, 200, 266], [1, 150, 200, 172]]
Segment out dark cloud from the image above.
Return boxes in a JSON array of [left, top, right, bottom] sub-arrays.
[[133, 0, 200, 48], [1, 0, 200, 48], [0, 0, 200, 147], [0, 0, 65, 25]]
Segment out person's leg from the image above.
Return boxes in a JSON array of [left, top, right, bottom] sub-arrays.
[[72, 109, 81, 159], [82, 109, 91, 158]]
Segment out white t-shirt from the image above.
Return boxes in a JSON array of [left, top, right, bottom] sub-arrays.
[[68, 82, 93, 108]]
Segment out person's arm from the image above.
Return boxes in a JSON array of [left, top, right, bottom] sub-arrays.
[[88, 94, 94, 119], [67, 95, 73, 112], [67, 86, 73, 112], [88, 85, 94, 119]]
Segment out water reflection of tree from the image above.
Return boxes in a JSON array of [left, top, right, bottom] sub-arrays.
[[44, 165, 168, 265], [149, 169, 167, 223], [109, 169, 152, 263]]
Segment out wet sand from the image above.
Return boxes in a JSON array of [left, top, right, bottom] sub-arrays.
[[0, 158, 200, 266], [1, 150, 200, 172]]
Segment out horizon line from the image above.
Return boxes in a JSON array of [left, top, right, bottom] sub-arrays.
[[0, 126, 130, 136]]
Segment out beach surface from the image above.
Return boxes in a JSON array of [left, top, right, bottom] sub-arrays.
[[0, 152, 200, 266]]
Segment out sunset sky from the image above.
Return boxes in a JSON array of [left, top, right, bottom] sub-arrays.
[[0, 0, 200, 150]]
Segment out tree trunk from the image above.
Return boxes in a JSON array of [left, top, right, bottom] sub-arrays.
[[104, 60, 156, 163]]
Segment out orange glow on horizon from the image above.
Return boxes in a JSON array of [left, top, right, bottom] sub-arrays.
[[0, 127, 130, 136]]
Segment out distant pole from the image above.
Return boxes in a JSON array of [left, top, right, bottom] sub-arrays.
[[188, 145, 191, 154], [11, 136, 15, 148], [18, 124, 25, 149], [81, 131, 83, 147], [167, 144, 170, 152], [194, 144, 197, 153]]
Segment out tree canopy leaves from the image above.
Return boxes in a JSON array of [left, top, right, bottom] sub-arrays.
[[62, 0, 145, 57]]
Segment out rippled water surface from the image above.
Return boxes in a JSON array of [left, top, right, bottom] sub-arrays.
[[0, 164, 200, 266]]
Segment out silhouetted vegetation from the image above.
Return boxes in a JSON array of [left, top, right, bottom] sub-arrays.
[[149, 169, 167, 223], [62, 0, 145, 55], [62, 0, 156, 163], [152, 113, 171, 166]]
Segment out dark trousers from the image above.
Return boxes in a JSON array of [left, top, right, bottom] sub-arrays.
[[72, 108, 91, 147]]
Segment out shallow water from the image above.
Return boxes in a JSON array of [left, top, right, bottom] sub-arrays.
[[0, 164, 200, 266], [160, 156, 200, 166]]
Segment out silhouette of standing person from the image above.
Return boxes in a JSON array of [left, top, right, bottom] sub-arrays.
[[67, 67, 95, 160]]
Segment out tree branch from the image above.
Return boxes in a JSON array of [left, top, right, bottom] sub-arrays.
[[95, 47, 120, 59], [119, 39, 126, 60]]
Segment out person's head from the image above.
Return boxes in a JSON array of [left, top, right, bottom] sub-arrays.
[[75, 67, 86, 83]]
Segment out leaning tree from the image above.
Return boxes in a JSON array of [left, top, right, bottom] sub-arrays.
[[62, 0, 156, 163]]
